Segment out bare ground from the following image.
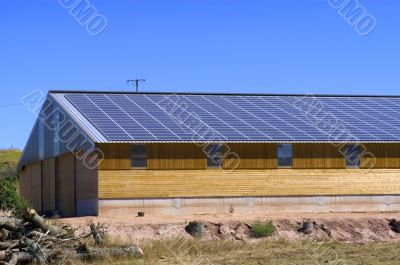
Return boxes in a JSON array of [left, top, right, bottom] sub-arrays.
[[61, 211, 400, 244]]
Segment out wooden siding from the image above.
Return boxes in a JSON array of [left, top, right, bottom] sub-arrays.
[[19, 164, 33, 204], [98, 169, 400, 198], [58, 154, 75, 217], [42, 158, 56, 211], [361, 144, 400, 168], [31, 163, 42, 211], [293, 144, 345, 168], [97, 143, 131, 170], [222, 143, 277, 169], [76, 157, 98, 201], [19, 162, 43, 211], [148, 143, 207, 170]]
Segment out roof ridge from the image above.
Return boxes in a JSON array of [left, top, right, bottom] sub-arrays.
[[49, 90, 400, 98]]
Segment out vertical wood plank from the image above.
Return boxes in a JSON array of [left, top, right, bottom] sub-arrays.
[[148, 143, 206, 169], [31, 162, 42, 212], [293, 143, 345, 168], [57, 153, 75, 217], [222, 143, 277, 169], [97, 143, 131, 170]]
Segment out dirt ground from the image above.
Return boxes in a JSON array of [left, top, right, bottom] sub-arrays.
[[61, 211, 400, 244]]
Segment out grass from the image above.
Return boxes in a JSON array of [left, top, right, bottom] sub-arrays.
[[251, 220, 275, 238], [0, 149, 26, 216], [0, 149, 21, 165], [69, 239, 400, 265], [0, 149, 21, 181]]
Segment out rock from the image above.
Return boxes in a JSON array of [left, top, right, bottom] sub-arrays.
[[320, 224, 331, 236], [234, 225, 248, 240], [234, 233, 243, 240], [389, 219, 400, 233], [218, 224, 231, 237], [298, 220, 314, 234], [185, 221, 205, 239]]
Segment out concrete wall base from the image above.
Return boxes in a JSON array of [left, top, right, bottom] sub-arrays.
[[98, 195, 400, 217]]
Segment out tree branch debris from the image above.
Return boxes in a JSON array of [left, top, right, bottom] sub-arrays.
[[0, 208, 143, 264]]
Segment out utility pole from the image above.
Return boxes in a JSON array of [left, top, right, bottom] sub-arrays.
[[127, 78, 146, 93]]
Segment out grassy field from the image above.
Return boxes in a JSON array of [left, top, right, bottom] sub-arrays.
[[70, 239, 400, 265], [0, 148, 21, 188], [0, 148, 21, 166]]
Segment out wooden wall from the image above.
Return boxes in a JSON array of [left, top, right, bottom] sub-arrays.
[[75, 157, 98, 202], [222, 143, 277, 169], [75, 155, 99, 216], [19, 162, 42, 211], [20, 143, 400, 213], [148, 143, 206, 169], [361, 143, 400, 168], [42, 158, 56, 211], [97, 143, 208, 170], [97, 143, 131, 170], [96, 143, 400, 170], [98, 169, 400, 198], [293, 143, 345, 168], [19, 164, 33, 206], [31, 163, 42, 211], [58, 153, 75, 217]]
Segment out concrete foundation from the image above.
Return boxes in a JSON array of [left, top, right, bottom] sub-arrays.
[[98, 195, 400, 217]]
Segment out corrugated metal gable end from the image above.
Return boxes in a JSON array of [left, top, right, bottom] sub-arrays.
[[17, 93, 101, 172]]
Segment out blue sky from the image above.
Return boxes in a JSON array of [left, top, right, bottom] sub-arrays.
[[1, 0, 399, 149]]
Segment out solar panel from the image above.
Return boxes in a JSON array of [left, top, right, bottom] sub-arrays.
[[63, 93, 400, 142]]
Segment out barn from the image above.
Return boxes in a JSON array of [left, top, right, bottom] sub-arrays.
[[17, 91, 400, 217]]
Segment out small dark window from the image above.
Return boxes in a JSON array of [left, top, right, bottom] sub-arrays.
[[345, 144, 361, 168], [131, 144, 147, 168], [206, 144, 223, 168], [278, 144, 292, 168]]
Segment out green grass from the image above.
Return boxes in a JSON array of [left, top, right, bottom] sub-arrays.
[[251, 220, 275, 238], [0, 149, 26, 216]]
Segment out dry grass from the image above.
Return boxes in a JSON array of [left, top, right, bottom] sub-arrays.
[[70, 238, 400, 265], [0, 149, 21, 165]]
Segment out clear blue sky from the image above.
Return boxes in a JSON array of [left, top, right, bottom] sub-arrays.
[[1, 0, 399, 149]]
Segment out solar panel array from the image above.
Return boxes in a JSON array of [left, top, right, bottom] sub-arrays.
[[63, 93, 400, 142]]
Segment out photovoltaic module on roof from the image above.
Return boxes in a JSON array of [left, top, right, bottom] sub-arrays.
[[59, 93, 400, 142]]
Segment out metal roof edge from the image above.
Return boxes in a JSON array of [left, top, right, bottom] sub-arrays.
[[48, 90, 400, 98], [51, 94, 108, 143], [103, 140, 400, 144]]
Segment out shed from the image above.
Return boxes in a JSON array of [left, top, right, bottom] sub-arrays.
[[18, 91, 400, 216]]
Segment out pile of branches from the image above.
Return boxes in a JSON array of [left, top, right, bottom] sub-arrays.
[[0, 208, 143, 264]]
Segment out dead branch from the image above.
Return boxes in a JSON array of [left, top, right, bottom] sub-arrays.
[[0, 251, 6, 261], [0, 217, 22, 232], [90, 223, 105, 245], [23, 209, 66, 236], [0, 208, 144, 264], [0, 241, 21, 251], [7, 252, 34, 265], [77, 244, 144, 260]]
